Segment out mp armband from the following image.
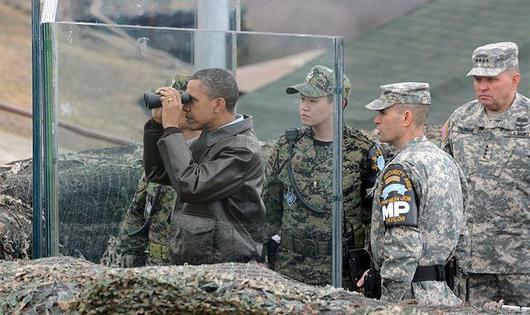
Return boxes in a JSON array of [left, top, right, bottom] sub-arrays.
[[379, 164, 418, 227]]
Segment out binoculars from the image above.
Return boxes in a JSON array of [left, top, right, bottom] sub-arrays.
[[143, 91, 191, 110]]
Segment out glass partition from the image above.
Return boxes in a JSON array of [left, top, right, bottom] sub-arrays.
[[42, 22, 346, 286]]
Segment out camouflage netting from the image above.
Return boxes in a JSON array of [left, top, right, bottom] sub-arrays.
[[0, 256, 499, 314], [0, 144, 143, 261], [0, 195, 32, 260]]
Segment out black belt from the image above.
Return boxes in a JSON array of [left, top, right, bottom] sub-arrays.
[[412, 265, 446, 282], [281, 236, 332, 258]]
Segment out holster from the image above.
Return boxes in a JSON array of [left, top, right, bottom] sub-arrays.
[[266, 237, 280, 270], [346, 248, 372, 285], [445, 258, 456, 290], [364, 267, 382, 299]]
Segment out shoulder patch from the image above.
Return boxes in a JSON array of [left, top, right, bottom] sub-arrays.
[[368, 145, 384, 172], [379, 164, 418, 228]]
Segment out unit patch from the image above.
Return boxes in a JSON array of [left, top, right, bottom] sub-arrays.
[[379, 164, 418, 227], [369, 146, 385, 172]]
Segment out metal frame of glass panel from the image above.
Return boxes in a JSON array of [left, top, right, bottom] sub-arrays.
[[331, 39, 344, 288], [31, 0, 43, 259]]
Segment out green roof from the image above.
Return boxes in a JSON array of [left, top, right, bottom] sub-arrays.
[[238, 0, 530, 140]]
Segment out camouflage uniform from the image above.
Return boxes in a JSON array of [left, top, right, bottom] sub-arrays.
[[115, 173, 176, 266], [263, 65, 383, 287], [105, 74, 192, 267], [367, 83, 468, 306], [441, 42, 530, 306]]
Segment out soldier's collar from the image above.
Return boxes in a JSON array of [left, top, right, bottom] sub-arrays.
[[395, 135, 428, 155], [472, 93, 524, 130]]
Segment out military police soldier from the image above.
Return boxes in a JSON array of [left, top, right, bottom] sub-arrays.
[[441, 42, 530, 306], [263, 65, 383, 288], [364, 82, 468, 306]]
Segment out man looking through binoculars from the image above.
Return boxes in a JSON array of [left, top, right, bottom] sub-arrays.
[[143, 68, 266, 265]]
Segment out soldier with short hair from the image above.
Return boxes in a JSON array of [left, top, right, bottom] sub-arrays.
[[263, 65, 383, 288], [363, 82, 468, 306], [441, 42, 530, 306]]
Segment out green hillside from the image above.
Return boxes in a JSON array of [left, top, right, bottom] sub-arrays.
[[238, 0, 530, 140]]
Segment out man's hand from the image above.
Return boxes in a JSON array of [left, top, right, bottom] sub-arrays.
[[356, 269, 369, 288], [152, 107, 162, 123], [155, 87, 183, 129]]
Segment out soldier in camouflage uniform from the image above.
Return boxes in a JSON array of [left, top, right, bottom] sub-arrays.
[[115, 174, 177, 266], [441, 42, 530, 307], [364, 82, 468, 306], [263, 65, 383, 288], [110, 74, 201, 267], [113, 130, 201, 267]]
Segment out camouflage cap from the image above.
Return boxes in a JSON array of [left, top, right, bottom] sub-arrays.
[[466, 42, 518, 77], [286, 65, 351, 100], [170, 73, 190, 90], [365, 82, 431, 111]]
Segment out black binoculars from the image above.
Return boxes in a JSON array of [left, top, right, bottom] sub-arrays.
[[143, 91, 191, 110]]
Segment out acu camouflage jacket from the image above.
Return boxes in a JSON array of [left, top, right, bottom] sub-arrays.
[[441, 93, 530, 274]]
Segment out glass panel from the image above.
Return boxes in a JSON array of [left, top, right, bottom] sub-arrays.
[[43, 22, 344, 286]]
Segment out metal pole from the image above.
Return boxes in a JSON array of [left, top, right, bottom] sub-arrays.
[[42, 21, 58, 257], [331, 37, 345, 288], [31, 0, 42, 259], [231, 0, 241, 74], [38, 0, 59, 258], [194, 0, 230, 71]]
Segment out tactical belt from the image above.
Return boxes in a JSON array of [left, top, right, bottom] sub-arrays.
[[281, 235, 332, 258], [412, 265, 446, 282], [149, 242, 169, 260]]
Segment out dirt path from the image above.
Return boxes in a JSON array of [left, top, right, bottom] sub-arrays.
[[0, 128, 31, 166]]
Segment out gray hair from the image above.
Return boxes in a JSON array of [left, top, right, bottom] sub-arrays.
[[505, 66, 520, 74], [190, 68, 239, 112]]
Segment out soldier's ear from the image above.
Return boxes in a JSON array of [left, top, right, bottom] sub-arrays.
[[512, 72, 521, 91], [402, 110, 414, 127]]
